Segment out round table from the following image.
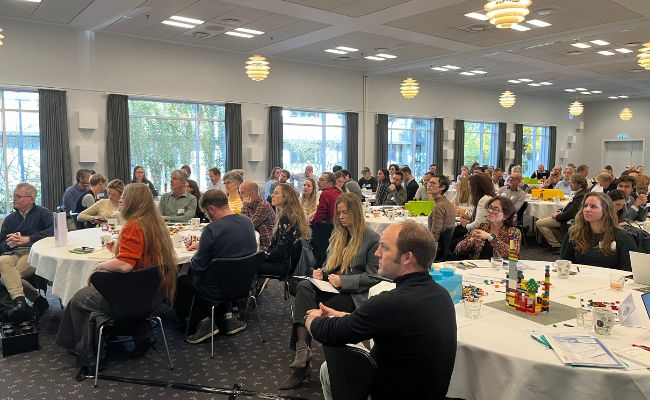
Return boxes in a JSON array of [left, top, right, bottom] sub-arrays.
[[365, 215, 428, 234], [525, 199, 569, 220], [369, 260, 650, 400], [29, 227, 197, 305]]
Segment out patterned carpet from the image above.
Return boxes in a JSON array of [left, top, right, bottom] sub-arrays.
[[0, 238, 555, 399]]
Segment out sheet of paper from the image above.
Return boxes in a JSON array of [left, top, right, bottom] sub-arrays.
[[308, 278, 339, 293], [619, 293, 647, 328]]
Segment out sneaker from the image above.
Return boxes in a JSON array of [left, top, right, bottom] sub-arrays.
[[32, 296, 50, 317], [256, 278, 270, 297], [222, 317, 246, 335], [186, 317, 219, 344], [7, 298, 34, 323]]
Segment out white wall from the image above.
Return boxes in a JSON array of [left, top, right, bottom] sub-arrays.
[[1, 17, 588, 184]]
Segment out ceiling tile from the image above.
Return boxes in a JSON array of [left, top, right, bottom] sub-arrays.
[[30, 0, 94, 24]]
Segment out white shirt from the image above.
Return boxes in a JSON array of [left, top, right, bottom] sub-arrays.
[[207, 179, 226, 193]]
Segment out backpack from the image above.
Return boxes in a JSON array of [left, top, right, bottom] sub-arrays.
[[621, 223, 650, 253]]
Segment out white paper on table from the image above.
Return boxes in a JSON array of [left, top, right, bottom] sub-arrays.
[[53, 212, 67, 247], [309, 278, 339, 293], [618, 293, 647, 328]]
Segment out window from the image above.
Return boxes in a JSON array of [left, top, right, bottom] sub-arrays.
[[0, 90, 40, 216], [129, 99, 225, 193], [463, 121, 498, 167], [282, 109, 346, 175], [387, 116, 435, 179], [522, 125, 550, 176]]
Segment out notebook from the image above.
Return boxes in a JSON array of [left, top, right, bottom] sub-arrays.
[[643, 292, 650, 319], [631, 251, 650, 285]]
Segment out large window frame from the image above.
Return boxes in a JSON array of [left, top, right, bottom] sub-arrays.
[[128, 99, 226, 193], [282, 109, 346, 175], [463, 121, 498, 167], [0, 89, 40, 216], [387, 116, 435, 180], [522, 125, 550, 176]]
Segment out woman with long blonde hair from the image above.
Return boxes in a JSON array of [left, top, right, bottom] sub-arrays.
[[299, 177, 319, 216], [560, 192, 637, 270], [56, 183, 178, 373], [280, 193, 380, 389]]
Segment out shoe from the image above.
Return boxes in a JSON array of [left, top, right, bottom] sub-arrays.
[[289, 340, 312, 369], [256, 278, 270, 297], [32, 296, 50, 317], [186, 317, 219, 344], [7, 298, 33, 323], [75, 364, 106, 381], [222, 317, 246, 335], [128, 336, 156, 358], [279, 366, 311, 390]]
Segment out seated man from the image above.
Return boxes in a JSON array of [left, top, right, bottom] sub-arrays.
[[498, 172, 526, 217], [207, 167, 226, 193], [310, 172, 341, 223], [240, 180, 275, 250], [184, 190, 258, 343], [531, 163, 549, 180], [617, 175, 648, 222], [292, 165, 314, 192], [306, 221, 457, 400], [555, 166, 575, 195], [358, 167, 377, 191], [383, 171, 407, 206], [536, 175, 590, 251], [158, 169, 197, 223], [414, 172, 433, 201], [400, 166, 419, 202], [61, 169, 91, 230], [491, 168, 505, 192], [543, 165, 562, 189], [335, 170, 363, 201], [0, 183, 53, 320]]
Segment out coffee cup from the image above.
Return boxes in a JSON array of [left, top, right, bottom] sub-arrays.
[[555, 260, 571, 279], [190, 218, 200, 229], [107, 218, 118, 227], [593, 306, 617, 335]]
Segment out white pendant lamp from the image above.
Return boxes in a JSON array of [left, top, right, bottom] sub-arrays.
[[400, 77, 419, 99], [484, 0, 532, 29], [245, 55, 270, 81], [499, 90, 516, 108]]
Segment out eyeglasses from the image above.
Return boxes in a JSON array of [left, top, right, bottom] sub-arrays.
[[486, 206, 503, 213], [12, 195, 32, 200]]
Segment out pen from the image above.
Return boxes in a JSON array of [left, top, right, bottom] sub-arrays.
[[632, 344, 650, 352], [530, 335, 551, 349]]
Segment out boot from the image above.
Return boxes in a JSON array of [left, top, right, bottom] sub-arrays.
[[7, 297, 33, 323], [279, 364, 311, 390], [289, 340, 312, 369]]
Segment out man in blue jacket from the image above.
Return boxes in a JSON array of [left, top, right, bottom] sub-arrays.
[[0, 183, 53, 320]]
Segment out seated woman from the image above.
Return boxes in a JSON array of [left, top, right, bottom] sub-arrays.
[[375, 168, 390, 205], [299, 177, 319, 216], [258, 183, 311, 276], [56, 183, 178, 373], [280, 193, 380, 390], [560, 192, 637, 271], [458, 173, 495, 231], [185, 179, 206, 222], [74, 173, 107, 215], [264, 166, 282, 200], [223, 171, 244, 214], [455, 197, 521, 260], [131, 165, 158, 197], [77, 179, 124, 225], [453, 176, 471, 208]]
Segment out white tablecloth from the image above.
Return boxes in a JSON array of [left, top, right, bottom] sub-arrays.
[[29, 227, 197, 305], [365, 216, 428, 234], [369, 260, 650, 400], [525, 200, 569, 220]]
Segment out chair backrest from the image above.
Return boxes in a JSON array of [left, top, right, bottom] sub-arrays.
[[436, 227, 455, 262], [288, 238, 304, 277], [202, 252, 265, 301], [516, 201, 528, 225], [90, 267, 161, 320], [323, 344, 377, 400], [310, 222, 334, 268]]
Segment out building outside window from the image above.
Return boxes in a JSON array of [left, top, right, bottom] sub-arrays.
[[282, 109, 346, 175], [387, 116, 435, 180], [129, 99, 225, 193], [463, 121, 498, 168], [0, 90, 40, 216], [522, 125, 550, 176]]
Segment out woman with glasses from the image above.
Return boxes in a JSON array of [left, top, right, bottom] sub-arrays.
[[222, 171, 244, 214], [560, 192, 637, 271], [131, 165, 158, 197], [455, 197, 521, 260]]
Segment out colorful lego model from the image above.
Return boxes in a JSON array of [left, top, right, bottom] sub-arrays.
[[504, 237, 551, 315]]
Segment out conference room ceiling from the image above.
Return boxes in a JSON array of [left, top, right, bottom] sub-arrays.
[[2, 0, 650, 100]]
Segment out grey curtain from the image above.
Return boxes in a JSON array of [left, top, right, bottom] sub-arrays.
[[497, 122, 507, 170], [434, 118, 444, 174], [453, 119, 465, 177], [375, 114, 388, 170], [225, 103, 243, 170], [106, 94, 131, 183], [38, 89, 72, 211], [345, 112, 359, 175], [548, 126, 557, 168], [514, 123, 523, 167], [268, 106, 283, 170]]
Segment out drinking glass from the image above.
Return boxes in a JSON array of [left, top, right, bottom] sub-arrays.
[[555, 260, 571, 279], [575, 307, 593, 329], [609, 274, 625, 291], [491, 256, 503, 270]]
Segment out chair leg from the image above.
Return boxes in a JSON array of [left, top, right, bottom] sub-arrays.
[[151, 316, 173, 370], [184, 294, 196, 340], [210, 305, 215, 359], [94, 325, 104, 388], [250, 296, 266, 343]]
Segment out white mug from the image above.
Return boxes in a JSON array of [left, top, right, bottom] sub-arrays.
[[190, 218, 200, 228], [177, 208, 185, 216], [593, 306, 617, 335], [555, 259, 571, 279]]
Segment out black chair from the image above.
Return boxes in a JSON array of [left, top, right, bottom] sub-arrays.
[[516, 201, 529, 245], [310, 222, 334, 268], [185, 252, 266, 358], [323, 344, 377, 400], [435, 227, 455, 262], [257, 238, 304, 314], [89, 267, 173, 388]]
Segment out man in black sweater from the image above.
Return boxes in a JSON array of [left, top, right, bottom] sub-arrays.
[[306, 220, 457, 400], [400, 166, 419, 202], [0, 183, 53, 320]]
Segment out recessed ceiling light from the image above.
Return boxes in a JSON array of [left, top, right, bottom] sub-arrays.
[[608, 96, 619, 99], [23, 0, 41, 2], [518, 78, 533, 82], [432, 67, 449, 71], [234, 27, 264, 35], [628, 68, 645, 73], [364, 56, 385, 61], [526, 19, 552, 27], [615, 48, 633, 54], [575, 88, 587, 91], [619, 95, 628, 99], [508, 80, 520, 83], [471, 70, 488, 74], [224, 31, 254, 38], [591, 90, 602, 94], [161, 20, 195, 29], [460, 72, 476, 76], [581, 92, 591, 95], [464, 12, 489, 21], [528, 83, 541, 87], [571, 43, 591, 49], [325, 49, 348, 55], [536, 8, 555, 16], [336, 46, 359, 52], [511, 24, 531, 31], [443, 65, 461, 70], [590, 40, 609, 46], [597, 50, 615, 56], [376, 53, 397, 59], [169, 15, 205, 25], [564, 89, 576, 92], [539, 82, 553, 85]]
